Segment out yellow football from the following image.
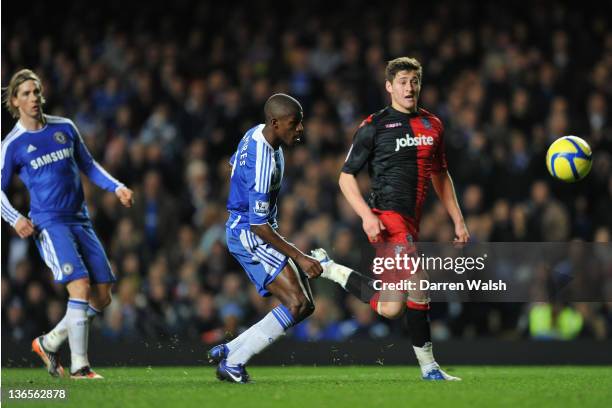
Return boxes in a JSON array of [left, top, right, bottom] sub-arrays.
[[546, 136, 592, 183]]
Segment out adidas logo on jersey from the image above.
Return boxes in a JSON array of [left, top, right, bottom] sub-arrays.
[[27, 144, 37, 153], [395, 133, 434, 151]]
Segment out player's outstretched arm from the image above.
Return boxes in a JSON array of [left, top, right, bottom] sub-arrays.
[[250, 223, 323, 278], [339, 172, 386, 241], [71, 120, 126, 194], [431, 170, 469, 243]]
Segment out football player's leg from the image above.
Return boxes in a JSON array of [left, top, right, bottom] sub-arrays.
[[374, 293, 406, 319], [32, 225, 89, 376], [372, 210, 417, 319], [405, 268, 432, 349], [213, 230, 306, 382], [88, 283, 113, 321], [406, 269, 460, 380], [311, 248, 406, 319], [72, 224, 116, 322], [65, 278, 93, 375], [64, 286, 103, 379], [311, 248, 377, 303], [226, 259, 314, 368], [268, 258, 315, 322]]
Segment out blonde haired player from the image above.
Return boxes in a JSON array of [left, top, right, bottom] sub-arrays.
[[2, 69, 134, 379]]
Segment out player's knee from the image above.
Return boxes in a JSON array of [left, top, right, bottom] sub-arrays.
[[378, 301, 405, 320], [286, 295, 314, 322], [90, 286, 113, 310], [67, 278, 91, 300], [96, 293, 112, 310]]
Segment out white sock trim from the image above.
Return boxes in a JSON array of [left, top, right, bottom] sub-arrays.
[[321, 261, 352, 287], [413, 342, 436, 374]]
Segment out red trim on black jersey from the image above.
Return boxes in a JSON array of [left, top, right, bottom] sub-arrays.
[[359, 114, 374, 128]]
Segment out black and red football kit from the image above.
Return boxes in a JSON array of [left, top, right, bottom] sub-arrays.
[[342, 106, 448, 244], [342, 105, 447, 331]]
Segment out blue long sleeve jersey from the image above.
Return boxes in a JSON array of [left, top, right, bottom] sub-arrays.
[[1, 115, 124, 229], [226, 124, 284, 230]]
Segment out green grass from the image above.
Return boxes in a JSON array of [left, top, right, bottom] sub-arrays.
[[2, 366, 611, 408]]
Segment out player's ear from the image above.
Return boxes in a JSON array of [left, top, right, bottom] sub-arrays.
[[385, 80, 393, 94]]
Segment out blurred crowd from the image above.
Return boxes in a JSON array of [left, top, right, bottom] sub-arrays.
[[2, 0, 612, 345]]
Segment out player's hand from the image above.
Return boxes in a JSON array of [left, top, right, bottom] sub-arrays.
[[115, 187, 135, 208], [296, 253, 323, 279], [14, 217, 36, 239], [454, 221, 470, 245], [362, 212, 386, 243]]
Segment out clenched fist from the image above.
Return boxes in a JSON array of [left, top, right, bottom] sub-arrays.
[[14, 217, 36, 239], [115, 186, 135, 208]]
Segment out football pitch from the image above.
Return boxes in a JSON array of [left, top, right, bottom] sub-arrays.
[[2, 366, 611, 408]]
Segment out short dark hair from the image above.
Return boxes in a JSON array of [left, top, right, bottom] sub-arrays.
[[264, 93, 302, 122], [385, 57, 422, 82]]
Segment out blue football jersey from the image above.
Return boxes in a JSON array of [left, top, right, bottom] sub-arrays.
[[226, 124, 284, 230], [1, 114, 124, 228]]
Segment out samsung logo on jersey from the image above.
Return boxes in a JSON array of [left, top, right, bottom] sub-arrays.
[[30, 148, 74, 170], [395, 134, 434, 151]]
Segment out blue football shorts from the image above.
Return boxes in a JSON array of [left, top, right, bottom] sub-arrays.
[[226, 227, 288, 297], [34, 223, 116, 284]]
